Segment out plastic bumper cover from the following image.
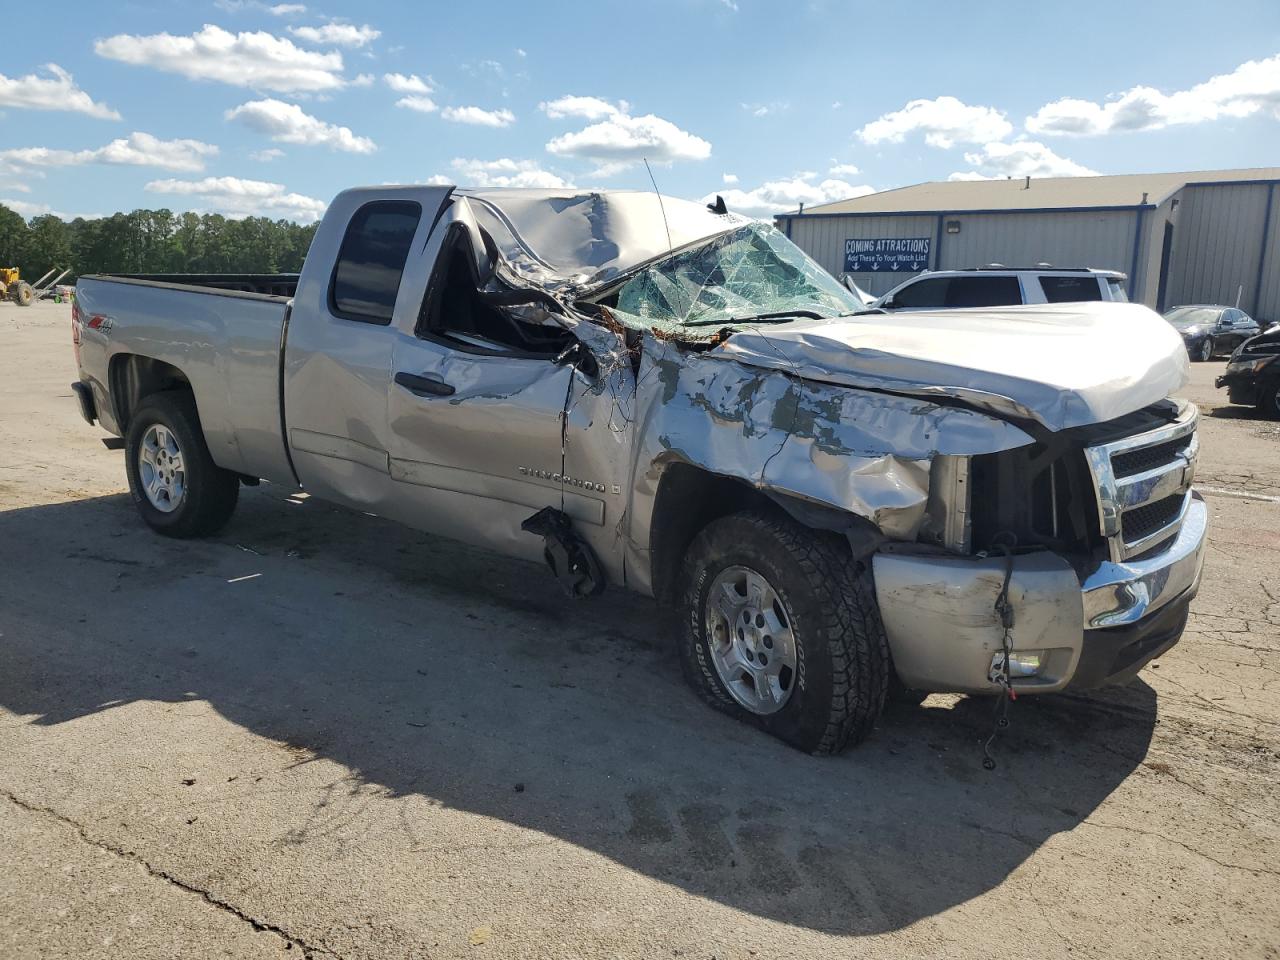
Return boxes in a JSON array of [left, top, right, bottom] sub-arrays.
[[71, 381, 97, 425], [873, 495, 1206, 695]]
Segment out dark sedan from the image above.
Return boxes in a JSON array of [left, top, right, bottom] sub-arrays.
[[1217, 325, 1280, 418], [1164, 305, 1261, 361]]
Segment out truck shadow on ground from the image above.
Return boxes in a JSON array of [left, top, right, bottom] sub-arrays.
[[0, 488, 1158, 936]]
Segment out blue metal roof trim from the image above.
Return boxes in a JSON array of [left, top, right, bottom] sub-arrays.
[[774, 203, 1155, 222]]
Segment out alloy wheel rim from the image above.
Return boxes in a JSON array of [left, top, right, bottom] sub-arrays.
[[704, 565, 798, 715], [1200, 339, 1212, 361], [138, 423, 186, 513]]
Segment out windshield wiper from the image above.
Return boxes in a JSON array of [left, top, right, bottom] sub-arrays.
[[683, 309, 825, 327]]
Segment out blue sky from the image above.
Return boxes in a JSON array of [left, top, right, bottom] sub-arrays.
[[2, 0, 1279, 222]]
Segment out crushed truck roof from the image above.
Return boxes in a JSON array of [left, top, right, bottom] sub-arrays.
[[459, 188, 751, 291]]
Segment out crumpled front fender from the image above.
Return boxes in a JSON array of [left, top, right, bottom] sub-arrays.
[[625, 336, 1035, 589]]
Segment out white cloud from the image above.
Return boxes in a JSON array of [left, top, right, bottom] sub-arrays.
[[289, 23, 380, 48], [424, 174, 452, 186], [384, 72, 432, 94], [2, 198, 58, 218], [828, 162, 860, 176], [1, 197, 103, 220], [546, 111, 711, 166], [705, 174, 875, 218], [1, 132, 218, 173], [351, 73, 374, 87], [538, 95, 627, 121], [948, 140, 1098, 180], [441, 105, 515, 128], [515, 48, 527, 58], [722, 173, 739, 184], [250, 147, 285, 161], [226, 98, 376, 153], [0, 64, 120, 120], [95, 24, 348, 93], [144, 176, 326, 222], [448, 158, 572, 189], [215, 0, 307, 12], [396, 95, 438, 114], [1027, 54, 1280, 136], [857, 95, 1013, 148]]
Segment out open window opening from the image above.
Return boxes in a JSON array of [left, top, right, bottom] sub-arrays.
[[417, 224, 574, 359]]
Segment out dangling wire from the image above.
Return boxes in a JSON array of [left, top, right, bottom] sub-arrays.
[[983, 532, 1018, 771]]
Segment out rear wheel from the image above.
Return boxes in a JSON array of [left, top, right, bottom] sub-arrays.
[[124, 392, 239, 537], [678, 511, 889, 754]]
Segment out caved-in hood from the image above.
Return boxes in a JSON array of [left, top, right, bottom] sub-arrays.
[[718, 301, 1189, 431]]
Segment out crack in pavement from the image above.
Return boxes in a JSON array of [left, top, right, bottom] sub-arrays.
[[1, 789, 341, 959], [1077, 820, 1280, 878]]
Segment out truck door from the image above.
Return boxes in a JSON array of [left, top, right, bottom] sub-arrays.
[[283, 187, 452, 513], [383, 199, 602, 563]]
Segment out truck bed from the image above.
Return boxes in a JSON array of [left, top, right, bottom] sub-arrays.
[[74, 274, 296, 485], [94, 273, 299, 299]]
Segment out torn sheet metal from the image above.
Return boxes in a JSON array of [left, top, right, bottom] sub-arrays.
[[626, 338, 1033, 556], [460, 189, 750, 294], [718, 301, 1189, 432]]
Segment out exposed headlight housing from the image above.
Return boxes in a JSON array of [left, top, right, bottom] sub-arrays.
[[1226, 355, 1278, 375]]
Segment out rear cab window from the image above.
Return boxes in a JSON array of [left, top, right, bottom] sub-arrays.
[[329, 200, 423, 324], [1039, 275, 1104, 304]]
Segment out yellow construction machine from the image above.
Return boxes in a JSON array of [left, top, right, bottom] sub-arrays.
[[0, 267, 36, 306]]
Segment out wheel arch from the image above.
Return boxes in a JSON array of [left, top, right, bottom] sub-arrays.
[[109, 353, 196, 434], [647, 460, 881, 606]]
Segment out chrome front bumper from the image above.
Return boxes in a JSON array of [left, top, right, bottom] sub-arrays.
[[1080, 493, 1207, 628], [873, 494, 1207, 695]]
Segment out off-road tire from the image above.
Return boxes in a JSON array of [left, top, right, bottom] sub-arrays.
[[13, 281, 34, 306], [125, 391, 239, 538], [678, 510, 889, 754]]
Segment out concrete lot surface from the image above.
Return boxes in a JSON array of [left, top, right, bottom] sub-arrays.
[[1, 299, 1277, 959]]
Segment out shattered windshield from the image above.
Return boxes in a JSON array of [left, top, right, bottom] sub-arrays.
[[606, 223, 861, 332]]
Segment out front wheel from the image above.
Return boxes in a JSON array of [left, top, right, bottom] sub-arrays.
[[124, 392, 239, 538], [678, 511, 889, 754], [1260, 380, 1280, 421], [1196, 338, 1214, 362]]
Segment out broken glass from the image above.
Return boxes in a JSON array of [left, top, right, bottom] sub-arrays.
[[608, 223, 861, 334]]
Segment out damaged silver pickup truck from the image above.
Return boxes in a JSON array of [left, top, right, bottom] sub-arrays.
[[71, 186, 1206, 754]]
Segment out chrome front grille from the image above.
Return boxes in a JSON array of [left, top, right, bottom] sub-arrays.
[[1084, 403, 1199, 562]]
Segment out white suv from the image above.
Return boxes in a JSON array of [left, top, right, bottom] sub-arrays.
[[873, 267, 1129, 311]]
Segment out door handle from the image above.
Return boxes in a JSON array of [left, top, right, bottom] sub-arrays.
[[395, 371, 456, 397]]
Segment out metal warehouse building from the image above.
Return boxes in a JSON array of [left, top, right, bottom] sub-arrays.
[[775, 167, 1280, 322]]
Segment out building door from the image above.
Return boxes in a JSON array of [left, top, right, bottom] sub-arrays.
[[1156, 222, 1175, 312]]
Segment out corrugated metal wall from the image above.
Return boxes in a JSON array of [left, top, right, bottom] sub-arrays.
[[935, 210, 1137, 277], [1247, 185, 1279, 324], [1165, 183, 1271, 313], [786, 214, 936, 296], [784, 181, 1280, 320], [785, 209, 1138, 298]]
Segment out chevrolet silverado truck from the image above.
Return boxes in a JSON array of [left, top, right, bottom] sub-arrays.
[[71, 186, 1207, 754]]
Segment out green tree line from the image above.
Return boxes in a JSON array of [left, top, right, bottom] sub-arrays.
[[0, 203, 318, 282]]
